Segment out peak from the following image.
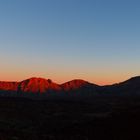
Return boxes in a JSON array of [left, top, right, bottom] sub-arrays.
[[24, 77, 47, 81], [22, 77, 54, 83], [70, 79, 88, 82], [61, 79, 94, 91], [63, 79, 89, 84], [19, 77, 61, 93], [62, 79, 90, 87]]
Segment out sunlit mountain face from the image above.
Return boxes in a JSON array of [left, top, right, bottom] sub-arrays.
[[0, 81, 19, 91], [0, 76, 140, 98], [19, 77, 61, 93], [0, 77, 99, 96], [61, 79, 98, 91], [0, 78, 90, 93]]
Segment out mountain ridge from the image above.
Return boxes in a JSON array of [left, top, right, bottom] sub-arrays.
[[0, 76, 140, 96], [0, 77, 96, 93]]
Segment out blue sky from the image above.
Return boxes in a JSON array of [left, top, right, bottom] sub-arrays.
[[0, 0, 140, 84]]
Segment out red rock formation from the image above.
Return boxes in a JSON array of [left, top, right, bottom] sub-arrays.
[[18, 77, 61, 93], [0, 78, 97, 94], [61, 79, 92, 91], [0, 81, 19, 91]]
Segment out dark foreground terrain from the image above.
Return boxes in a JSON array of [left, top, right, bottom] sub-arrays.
[[0, 96, 140, 140]]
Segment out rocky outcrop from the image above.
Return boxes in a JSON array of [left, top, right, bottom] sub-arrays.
[[18, 77, 61, 93]]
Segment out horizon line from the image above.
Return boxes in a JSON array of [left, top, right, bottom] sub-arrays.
[[0, 75, 139, 86]]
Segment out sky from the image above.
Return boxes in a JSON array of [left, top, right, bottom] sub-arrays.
[[0, 0, 140, 85]]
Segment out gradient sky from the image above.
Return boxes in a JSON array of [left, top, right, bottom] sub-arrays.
[[0, 0, 140, 85]]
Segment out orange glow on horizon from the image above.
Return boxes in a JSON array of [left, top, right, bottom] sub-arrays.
[[0, 74, 131, 86], [0, 66, 136, 86]]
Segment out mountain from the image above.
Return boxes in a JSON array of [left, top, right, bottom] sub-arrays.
[[61, 79, 97, 91], [0, 77, 99, 98], [18, 77, 61, 93], [0, 76, 140, 97], [0, 81, 19, 91], [103, 76, 140, 96], [119, 76, 140, 86], [61, 79, 99, 96]]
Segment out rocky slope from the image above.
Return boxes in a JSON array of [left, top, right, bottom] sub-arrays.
[[0, 76, 140, 97], [18, 77, 61, 93]]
